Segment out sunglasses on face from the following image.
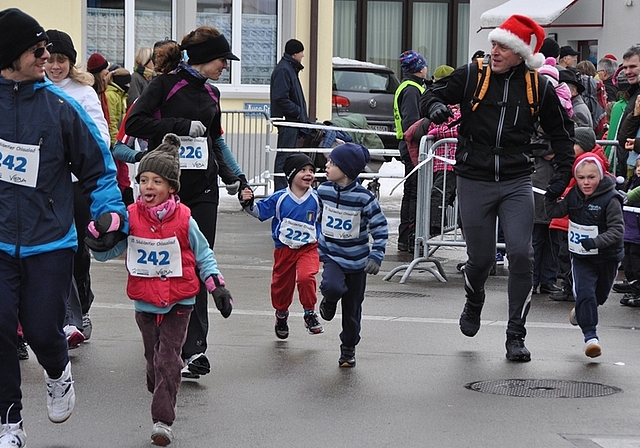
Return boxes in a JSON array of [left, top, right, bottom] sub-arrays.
[[31, 43, 53, 59]]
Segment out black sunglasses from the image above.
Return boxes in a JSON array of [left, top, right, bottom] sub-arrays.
[[31, 43, 53, 59]]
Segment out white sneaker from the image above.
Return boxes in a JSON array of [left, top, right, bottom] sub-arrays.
[[585, 338, 602, 358], [45, 361, 75, 423], [151, 421, 173, 446], [569, 308, 578, 326], [0, 421, 26, 447], [63, 325, 85, 349]]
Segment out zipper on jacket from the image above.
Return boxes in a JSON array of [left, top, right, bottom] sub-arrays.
[[494, 73, 512, 181]]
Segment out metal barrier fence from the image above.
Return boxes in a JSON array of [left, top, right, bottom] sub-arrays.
[[384, 137, 623, 284], [220, 110, 272, 196]]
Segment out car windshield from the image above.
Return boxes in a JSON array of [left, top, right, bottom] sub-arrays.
[[333, 70, 395, 93]]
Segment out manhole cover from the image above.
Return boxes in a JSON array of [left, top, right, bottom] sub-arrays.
[[365, 290, 427, 299], [465, 379, 622, 398]]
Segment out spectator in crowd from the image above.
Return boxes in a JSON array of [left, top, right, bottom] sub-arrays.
[[558, 45, 579, 69], [127, 46, 155, 107], [617, 46, 640, 154], [539, 37, 560, 60], [394, 50, 428, 252], [597, 57, 619, 103], [619, 154, 640, 307], [270, 39, 308, 191], [559, 68, 593, 128]]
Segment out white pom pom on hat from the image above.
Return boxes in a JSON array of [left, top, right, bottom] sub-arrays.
[[487, 14, 547, 69]]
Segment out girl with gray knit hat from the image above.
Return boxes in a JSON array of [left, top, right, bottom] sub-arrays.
[[90, 134, 234, 446]]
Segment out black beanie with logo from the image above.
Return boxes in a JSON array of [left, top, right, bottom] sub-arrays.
[[0, 8, 48, 70]]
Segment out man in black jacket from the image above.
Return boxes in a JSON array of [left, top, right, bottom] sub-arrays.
[[420, 14, 574, 362], [270, 39, 308, 191]]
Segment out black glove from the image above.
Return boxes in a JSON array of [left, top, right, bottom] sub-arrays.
[[84, 230, 126, 252], [428, 103, 454, 125], [239, 186, 254, 208], [206, 275, 233, 318], [122, 187, 134, 206], [84, 212, 127, 252], [545, 172, 571, 201], [580, 238, 597, 251], [134, 150, 147, 163]]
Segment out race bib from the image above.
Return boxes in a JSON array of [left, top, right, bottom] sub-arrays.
[[568, 220, 599, 255], [278, 218, 317, 249], [0, 137, 40, 187], [321, 204, 360, 240], [127, 235, 183, 277], [178, 136, 208, 170]]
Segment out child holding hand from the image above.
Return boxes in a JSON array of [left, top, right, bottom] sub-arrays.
[[87, 134, 233, 446], [545, 153, 624, 358], [317, 143, 388, 367], [240, 153, 323, 339]]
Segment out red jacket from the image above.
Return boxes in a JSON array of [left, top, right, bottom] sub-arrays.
[[126, 202, 200, 307]]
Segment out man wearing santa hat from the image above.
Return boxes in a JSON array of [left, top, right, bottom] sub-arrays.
[[420, 14, 575, 362]]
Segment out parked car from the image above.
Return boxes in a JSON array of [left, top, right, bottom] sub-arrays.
[[332, 57, 400, 149]]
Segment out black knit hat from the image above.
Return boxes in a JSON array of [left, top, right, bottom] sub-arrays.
[[137, 133, 182, 192], [329, 143, 370, 180], [46, 29, 77, 64], [283, 153, 315, 185], [0, 8, 48, 70], [539, 37, 560, 59], [284, 39, 304, 56]]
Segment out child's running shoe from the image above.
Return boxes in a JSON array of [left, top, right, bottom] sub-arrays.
[[275, 310, 289, 339], [569, 308, 578, 326], [64, 325, 85, 349], [495, 252, 505, 265], [585, 338, 601, 358], [339, 344, 356, 368], [151, 421, 173, 446], [303, 311, 324, 334], [182, 353, 210, 378], [319, 297, 337, 321], [0, 421, 26, 447]]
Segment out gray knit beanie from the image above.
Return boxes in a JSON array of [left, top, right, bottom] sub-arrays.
[[136, 133, 181, 192], [574, 127, 596, 152]]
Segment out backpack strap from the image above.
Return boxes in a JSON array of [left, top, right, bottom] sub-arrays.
[[525, 68, 540, 117], [470, 58, 491, 112]]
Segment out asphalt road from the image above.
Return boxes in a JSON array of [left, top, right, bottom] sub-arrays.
[[16, 192, 640, 448]]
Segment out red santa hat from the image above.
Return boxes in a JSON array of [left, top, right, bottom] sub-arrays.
[[487, 14, 546, 69]]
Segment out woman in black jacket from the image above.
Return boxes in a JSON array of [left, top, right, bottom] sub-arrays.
[[125, 25, 240, 379]]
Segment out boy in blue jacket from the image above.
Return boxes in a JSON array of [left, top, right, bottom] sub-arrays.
[[317, 143, 388, 367]]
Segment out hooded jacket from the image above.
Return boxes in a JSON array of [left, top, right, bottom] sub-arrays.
[[0, 76, 126, 258]]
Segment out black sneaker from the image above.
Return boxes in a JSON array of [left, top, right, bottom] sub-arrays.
[[319, 297, 337, 321], [549, 289, 574, 302], [459, 302, 482, 337], [338, 344, 356, 368], [303, 311, 324, 334], [505, 337, 531, 362], [620, 292, 637, 305], [183, 353, 210, 376], [275, 310, 289, 339], [17, 336, 29, 360], [613, 280, 634, 293]]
